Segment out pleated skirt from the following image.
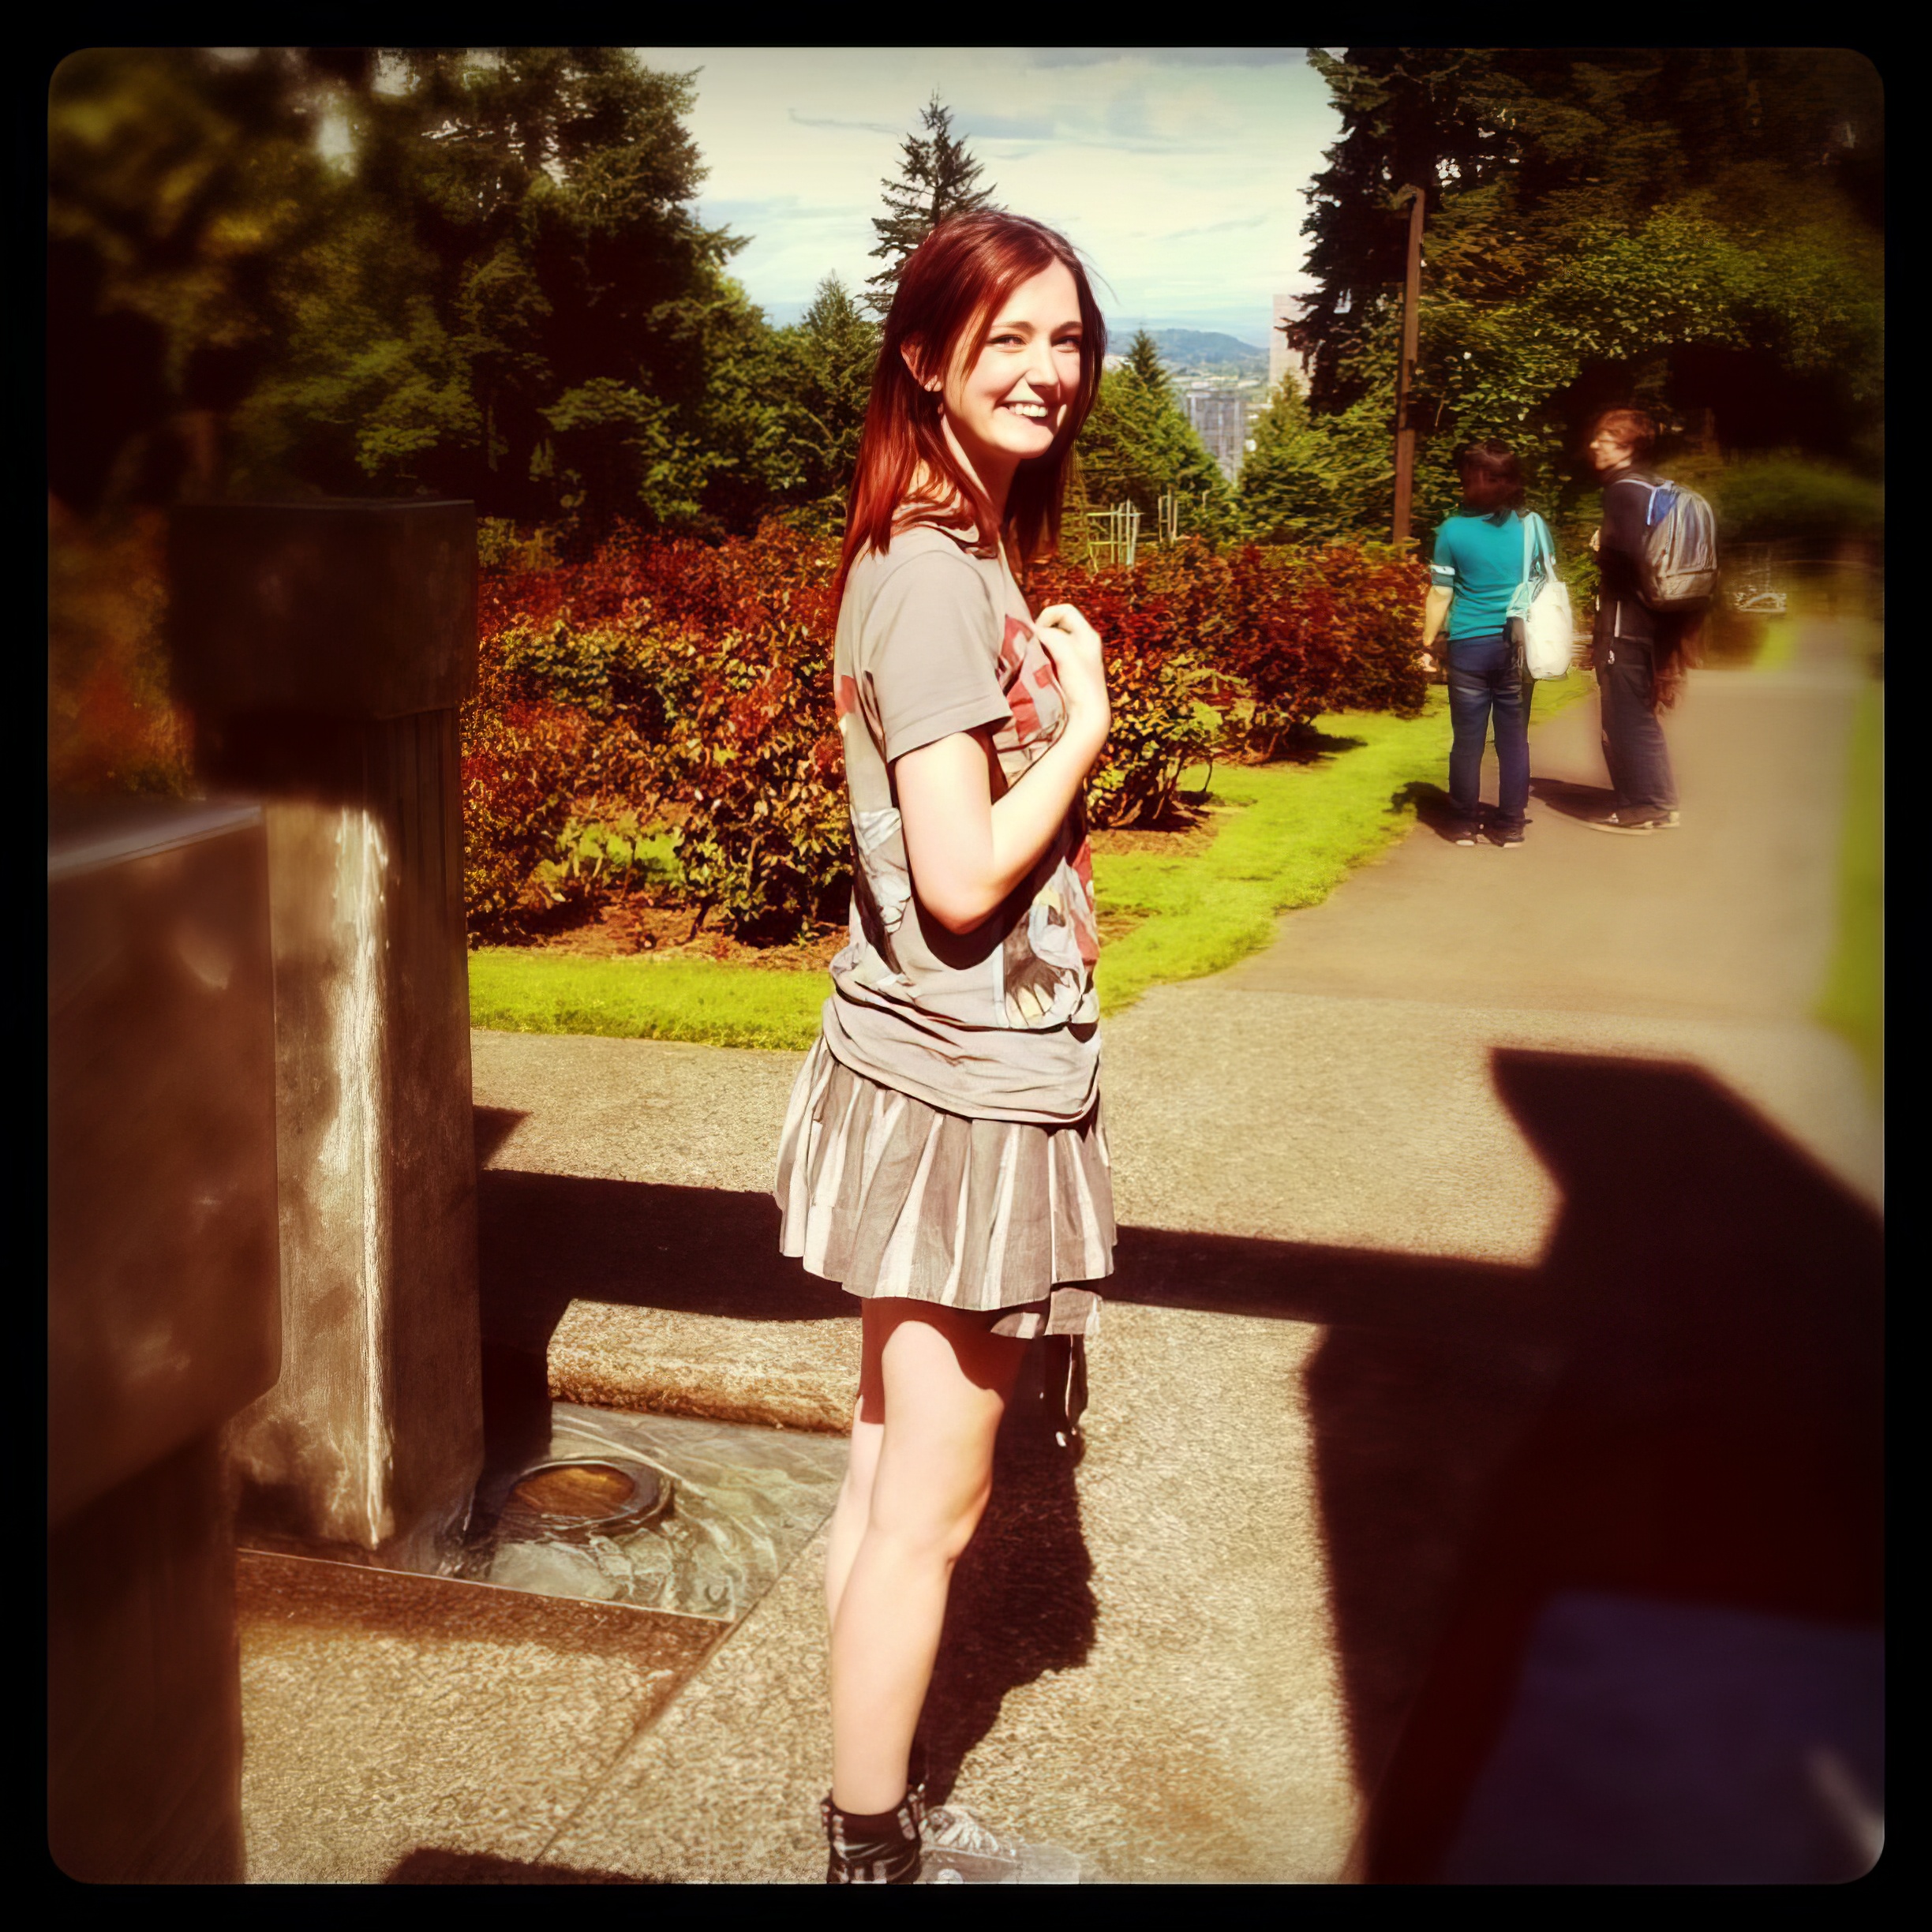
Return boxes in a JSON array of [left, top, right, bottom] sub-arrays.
[[773, 1034, 1112, 1340]]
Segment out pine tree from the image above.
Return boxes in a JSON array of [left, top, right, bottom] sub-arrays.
[[865, 93, 998, 316], [1124, 330, 1169, 399]]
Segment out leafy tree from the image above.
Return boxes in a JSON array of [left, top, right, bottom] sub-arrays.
[[1237, 380, 1390, 542], [48, 47, 350, 513], [1290, 48, 1885, 541], [865, 93, 998, 316], [235, 48, 757, 530]]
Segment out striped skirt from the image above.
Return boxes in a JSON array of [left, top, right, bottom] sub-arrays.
[[773, 1034, 1111, 1341]]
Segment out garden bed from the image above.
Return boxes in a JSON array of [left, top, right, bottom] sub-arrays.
[[469, 673, 1597, 1050]]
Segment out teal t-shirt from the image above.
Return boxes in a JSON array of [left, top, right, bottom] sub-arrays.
[[1431, 508, 1537, 641]]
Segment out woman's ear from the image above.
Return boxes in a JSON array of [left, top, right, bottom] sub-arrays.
[[900, 338, 942, 394]]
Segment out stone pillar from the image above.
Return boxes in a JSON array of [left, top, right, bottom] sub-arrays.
[[48, 800, 283, 1882], [168, 500, 481, 1571]]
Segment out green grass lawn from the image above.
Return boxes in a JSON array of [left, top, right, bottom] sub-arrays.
[[470, 671, 1595, 1049], [1814, 677, 1883, 1091]]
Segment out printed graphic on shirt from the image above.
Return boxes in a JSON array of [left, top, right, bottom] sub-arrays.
[[987, 610, 1100, 1029]]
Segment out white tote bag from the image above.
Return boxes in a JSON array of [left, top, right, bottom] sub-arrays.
[[1511, 513, 1574, 680]]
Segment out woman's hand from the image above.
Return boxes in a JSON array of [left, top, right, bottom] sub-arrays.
[[1032, 603, 1110, 751]]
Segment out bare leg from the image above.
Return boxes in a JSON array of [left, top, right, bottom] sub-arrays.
[[828, 1298, 1026, 1815], [824, 1328, 886, 1633]]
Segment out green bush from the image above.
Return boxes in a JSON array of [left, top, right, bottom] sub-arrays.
[[1710, 459, 1885, 543]]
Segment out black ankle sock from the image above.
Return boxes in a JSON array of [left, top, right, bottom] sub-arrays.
[[833, 1800, 914, 1840]]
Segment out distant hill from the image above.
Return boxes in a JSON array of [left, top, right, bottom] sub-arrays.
[[1145, 329, 1269, 378]]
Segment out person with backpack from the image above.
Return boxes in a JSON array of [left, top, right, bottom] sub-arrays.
[[1420, 440, 1556, 848], [1584, 407, 1710, 833]]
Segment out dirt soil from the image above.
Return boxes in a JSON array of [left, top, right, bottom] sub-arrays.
[[526, 899, 848, 970], [523, 804, 1217, 968]]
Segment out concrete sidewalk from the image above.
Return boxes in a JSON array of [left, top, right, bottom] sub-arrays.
[[241, 651, 1881, 1882]]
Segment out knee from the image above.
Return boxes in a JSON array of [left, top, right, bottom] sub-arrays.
[[870, 1476, 992, 1571]]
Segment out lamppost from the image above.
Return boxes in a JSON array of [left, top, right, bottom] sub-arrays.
[[1392, 183, 1426, 545]]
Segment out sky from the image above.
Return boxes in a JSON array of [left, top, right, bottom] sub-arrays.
[[630, 47, 1341, 346]]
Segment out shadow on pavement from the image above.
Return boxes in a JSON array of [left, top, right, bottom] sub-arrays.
[[386, 1848, 667, 1882], [1110, 1051, 1881, 1879], [1390, 779, 1470, 841], [474, 1046, 1881, 1882], [1526, 775, 1617, 821]]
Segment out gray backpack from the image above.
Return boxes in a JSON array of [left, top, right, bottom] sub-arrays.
[[1636, 480, 1718, 612]]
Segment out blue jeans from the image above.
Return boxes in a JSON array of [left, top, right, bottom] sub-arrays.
[[1597, 635, 1678, 817], [1447, 631, 1531, 831]]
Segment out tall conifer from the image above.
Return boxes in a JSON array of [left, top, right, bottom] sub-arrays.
[[866, 94, 998, 316]]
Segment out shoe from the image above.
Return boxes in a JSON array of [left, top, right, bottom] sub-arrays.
[[915, 1803, 1083, 1885], [1492, 826, 1526, 848], [1585, 811, 1659, 835], [1451, 826, 1480, 846]]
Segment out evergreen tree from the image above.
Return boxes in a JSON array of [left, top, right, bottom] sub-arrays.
[[1124, 329, 1170, 399], [1074, 366, 1230, 538], [762, 275, 881, 526], [865, 93, 998, 316]]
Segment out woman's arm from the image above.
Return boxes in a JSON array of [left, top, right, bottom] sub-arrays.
[[1420, 585, 1454, 671], [893, 604, 1110, 935]]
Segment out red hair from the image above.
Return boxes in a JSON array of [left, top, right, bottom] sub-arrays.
[[834, 212, 1106, 602], [1589, 406, 1657, 463]]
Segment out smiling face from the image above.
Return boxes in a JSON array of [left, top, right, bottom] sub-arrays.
[[910, 260, 1085, 503]]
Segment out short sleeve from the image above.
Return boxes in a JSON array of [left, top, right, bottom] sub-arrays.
[[865, 552, 1013, 764], [1429, 522, 1458, 589]]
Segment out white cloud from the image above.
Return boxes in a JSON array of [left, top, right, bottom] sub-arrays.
[[634, 46, 1336, 340]]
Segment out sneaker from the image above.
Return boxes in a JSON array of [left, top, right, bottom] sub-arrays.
[[1451, 825, 1480, 846], [916, 1803, 1083, 1885], [1492, 826, 1526, 848], [1585, 811, 1660, 835]]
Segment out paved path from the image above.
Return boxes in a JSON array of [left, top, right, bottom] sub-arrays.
[[241, 647, 1881, 1882]]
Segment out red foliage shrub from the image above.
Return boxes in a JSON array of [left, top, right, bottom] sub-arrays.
[[461, 701, 598, 941], [466, 522, 1430, 938]]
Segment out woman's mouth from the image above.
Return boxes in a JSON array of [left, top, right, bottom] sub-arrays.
[[1002, 399, 1052, 423]]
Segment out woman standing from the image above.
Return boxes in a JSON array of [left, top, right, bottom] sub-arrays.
[[773, 212, 1112, 1884], [1420, 440, 1552, 847]]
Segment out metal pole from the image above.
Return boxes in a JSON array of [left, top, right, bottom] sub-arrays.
[[1392, 184, 1425, 545]]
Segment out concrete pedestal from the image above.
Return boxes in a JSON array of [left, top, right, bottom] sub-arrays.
[[48, 800, 283, 1882], [169, 500, 482, 1569]]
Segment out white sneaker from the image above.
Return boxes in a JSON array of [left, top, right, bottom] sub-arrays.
[[916, 1804, 1083, 1885]]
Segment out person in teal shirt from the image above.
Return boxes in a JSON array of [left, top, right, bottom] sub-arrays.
[[1420, 440, 1552, 845]]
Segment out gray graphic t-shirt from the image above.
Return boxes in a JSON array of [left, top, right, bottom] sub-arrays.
[[820, 525, 1101, 1124]]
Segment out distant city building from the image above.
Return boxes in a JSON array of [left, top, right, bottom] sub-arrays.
[[1270, 293, 1309, 395], [1181, 388, 1251, 483]]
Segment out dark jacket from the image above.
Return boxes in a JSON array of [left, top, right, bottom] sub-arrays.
[[1594, 466, 1664, 650]]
